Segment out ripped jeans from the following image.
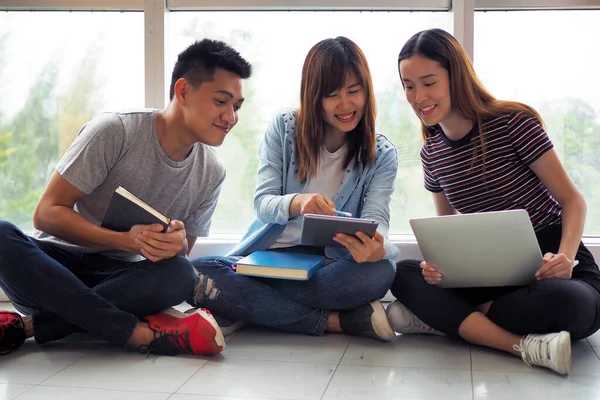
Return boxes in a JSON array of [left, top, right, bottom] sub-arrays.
[[189, 255, 395, 335]]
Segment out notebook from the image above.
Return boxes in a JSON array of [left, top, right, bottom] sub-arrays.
[[101, 186, 170, 232], [235, 251, 326, 280]]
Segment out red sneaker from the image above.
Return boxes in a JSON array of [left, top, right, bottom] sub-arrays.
[[140, 308, 225, 356], [0, 311, 26, 356]]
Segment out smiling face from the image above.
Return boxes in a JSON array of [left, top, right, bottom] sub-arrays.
[[177, 67, 245, 147], [321, 73, 366, 136], [399, 54, 455, 127]]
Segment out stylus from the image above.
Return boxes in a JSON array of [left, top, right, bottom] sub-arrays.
[[333, 209, 352, 217]]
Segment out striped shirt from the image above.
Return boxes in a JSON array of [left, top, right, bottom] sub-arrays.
[[421, 111, 562, 231]]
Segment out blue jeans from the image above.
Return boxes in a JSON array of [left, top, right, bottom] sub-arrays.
[[0, 221, 196, 347], [189, 254, 395, 335]]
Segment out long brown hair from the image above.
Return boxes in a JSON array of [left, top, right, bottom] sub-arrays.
[[296, 36, 377, 182], [397, 29, 544, 165]]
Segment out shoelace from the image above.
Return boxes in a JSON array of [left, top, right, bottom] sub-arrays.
[[513, 335, 552, 367], [138, 328, 194, 356]]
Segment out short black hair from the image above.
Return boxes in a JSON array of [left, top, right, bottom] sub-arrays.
[[169, 38, 252, 100]]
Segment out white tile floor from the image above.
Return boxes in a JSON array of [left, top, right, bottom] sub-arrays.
[[3, 301, 600, 400]]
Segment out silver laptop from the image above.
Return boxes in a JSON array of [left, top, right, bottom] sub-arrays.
[[409, 210, 543, 288]]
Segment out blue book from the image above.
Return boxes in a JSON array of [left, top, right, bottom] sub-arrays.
[[235, 251, 326, 280]]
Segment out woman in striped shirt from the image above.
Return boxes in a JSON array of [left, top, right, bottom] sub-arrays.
[[387, 28, 600, 375]]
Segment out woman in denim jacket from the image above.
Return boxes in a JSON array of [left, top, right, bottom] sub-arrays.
[[190, 36, 400, 341]]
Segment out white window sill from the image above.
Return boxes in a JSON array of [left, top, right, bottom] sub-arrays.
[[189, 234, 600, 260], [2, 235, 599, 302]]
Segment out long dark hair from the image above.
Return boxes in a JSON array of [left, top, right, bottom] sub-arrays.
[[398, 28, 544, 152], [296, 36, 377, 182]]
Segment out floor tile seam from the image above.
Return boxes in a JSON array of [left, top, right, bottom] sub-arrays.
[[470, 368, 600, 377], [35, 349, 94, 386], [11, 384, 36, 400], [213, 357, 341, 365], [170, 358, 212, 395], [317, 338, 353, 400], [336, 362, 472, 370], [589, 344, 600, 360], [24, 383, 174, 394], [172, 393, 295, 400], [470, 345, 475, 400]]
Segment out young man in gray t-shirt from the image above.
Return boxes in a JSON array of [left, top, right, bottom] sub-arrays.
[[0, 39, 252, 357]]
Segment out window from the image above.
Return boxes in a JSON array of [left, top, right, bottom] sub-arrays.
[[0, 11, 144, 230], [475, 10, 600, 235], [168, 11, 450, 234]]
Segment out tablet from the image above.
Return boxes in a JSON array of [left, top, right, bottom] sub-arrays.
[[410, 209, 543, 288], [300, 214, 379, 248]]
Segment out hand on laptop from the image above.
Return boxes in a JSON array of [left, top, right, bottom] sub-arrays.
[[535, 252, 574, 280], [420, 261, 443, 285]]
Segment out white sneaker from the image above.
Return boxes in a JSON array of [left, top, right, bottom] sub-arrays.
[[385, 300, 444, 335], [339, 301, 396, 342], [514, 331, 571, 375]]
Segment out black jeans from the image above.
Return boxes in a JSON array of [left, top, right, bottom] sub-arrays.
[[0, 221, 196, 347], [391, 224, 600, 340]]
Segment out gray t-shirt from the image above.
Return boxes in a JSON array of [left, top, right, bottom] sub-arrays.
[[32, 109, 225, 260]]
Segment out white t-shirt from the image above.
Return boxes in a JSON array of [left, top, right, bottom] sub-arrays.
[[270, 144, 347, 248]]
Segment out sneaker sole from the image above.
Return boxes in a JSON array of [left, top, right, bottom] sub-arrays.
[[161, 307, 226, 353], [370, 301, 396, 341], [385, 300, 400, 332], [555, 331, 571, 375]]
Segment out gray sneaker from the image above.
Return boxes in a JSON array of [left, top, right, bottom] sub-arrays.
[[514, 331, 571, 375], [339, 301, 396, 341], [185, 308, 245, 336], [385, 300, 443, 335]]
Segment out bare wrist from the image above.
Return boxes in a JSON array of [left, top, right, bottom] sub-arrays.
[[557, 248, 577, 262], [107, 231, 135, 252]]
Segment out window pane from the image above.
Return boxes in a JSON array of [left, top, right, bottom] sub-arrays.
[[168, 11, 450, 234], [0, 12, 144, 230], [475, 10, 600, 235]]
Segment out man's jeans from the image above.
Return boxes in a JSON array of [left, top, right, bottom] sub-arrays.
[[0, 221, 196, 347], [190, 255, 395, 335]]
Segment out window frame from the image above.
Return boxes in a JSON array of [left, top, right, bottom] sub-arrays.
[[475, 0, 600, 10], [166, 0, 450, 10]]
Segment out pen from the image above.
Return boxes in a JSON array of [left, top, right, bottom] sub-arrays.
[[333, 209, 352, 217]]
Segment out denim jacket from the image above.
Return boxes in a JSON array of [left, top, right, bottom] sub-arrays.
[[228, 109, 400, 262]]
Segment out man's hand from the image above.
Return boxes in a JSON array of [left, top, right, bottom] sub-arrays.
[[133, 220, 187, 262], [124, 223, 164, 253], [535, 252, 574, 280], [333, 231, 386, 263]]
